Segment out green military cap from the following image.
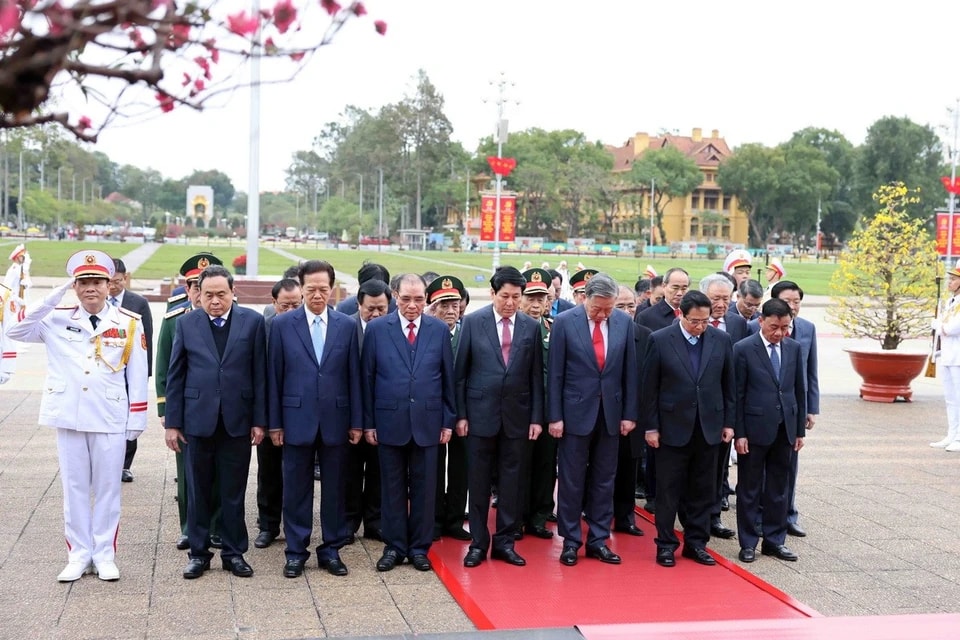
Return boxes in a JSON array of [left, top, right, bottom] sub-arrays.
[[426, 275, 464, 304], [570, 268, 599, 294], [522, 268, 552, 295], [179, 253, 223, 281]]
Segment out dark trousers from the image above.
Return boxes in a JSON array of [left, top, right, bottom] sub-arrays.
[[710, 439, 733, 525], [283, 439, 349, 562], [644, 446, 657, 501], [523, 432, 557, 528], [256, 438, 283, 535], [379, 441, 438, 558], [345, 439, 381, 537], [557, 408, 619, 550], [185, 422, 251, 561], [737, 426, 793, 550], [467, 432, 526, 553], [123, 439, 137, 470], [612, 433, 637, 528], [176, 449, 221, 538], [435, 431, 468, 533], [654, 426, 717, 552], [786, 450, 800, 525]]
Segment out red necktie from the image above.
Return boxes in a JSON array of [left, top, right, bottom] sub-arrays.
[[710, 319, 721, 328], [592, 321, 605, 371], [501, 317, 512, 365], [407, 322, 416, 344], [674, 308, 681, 318]]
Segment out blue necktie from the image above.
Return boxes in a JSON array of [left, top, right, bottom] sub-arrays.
[[312, 316, 325, 364], [769, 343, 781, 379], [109, 296, 119, 307], [213, 317, 225, 328]]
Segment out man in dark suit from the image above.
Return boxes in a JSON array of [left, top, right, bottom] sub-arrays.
[[336, 261, 397, 316], [734, 298, 806, 563], [735, 279, 763, 321], [549, 269, 575, 317], [548, 273, 638, 566], [456, 266, 544, 568], [361, 274, 456, 572], [642, 290, 735, 568], [345, 279, 391, 542], [109, 258, 153, 483], [165, 265, 267, 579], [267, 260, 361, 578]]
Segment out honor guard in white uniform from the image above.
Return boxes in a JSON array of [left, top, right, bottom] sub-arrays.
[[0, 282, 17, 383], [6, 250, 149, 582]]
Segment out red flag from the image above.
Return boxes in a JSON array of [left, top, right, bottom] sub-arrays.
[[941, 176, 960, 195], [487, 156, 517, 177]]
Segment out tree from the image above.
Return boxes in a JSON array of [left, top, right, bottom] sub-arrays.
[[718, 144, 784, 246], [628, 145, 702, 244], [786, 127, 858, 240], [772, 143, 838, 238]]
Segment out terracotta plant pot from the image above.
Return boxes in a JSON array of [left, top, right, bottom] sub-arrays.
[[845, 349, 928, 403]]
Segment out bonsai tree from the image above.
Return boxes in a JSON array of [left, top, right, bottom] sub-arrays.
[[827, 182, 939, 350]]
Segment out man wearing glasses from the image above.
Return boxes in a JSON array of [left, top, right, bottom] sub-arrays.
[[735, 279, 763, 321]]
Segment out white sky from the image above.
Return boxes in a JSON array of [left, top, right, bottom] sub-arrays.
[[89, 0, 960, 194]]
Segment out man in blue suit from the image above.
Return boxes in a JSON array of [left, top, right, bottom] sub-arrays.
[[165, 265, 267, 579], [548, 273, 638, 566], [267, 260, 362, 579], [361, 273, 456, 572], [734, 298, 806, 563], [549, 269, 575, 317], [643, 290, 735, 568]]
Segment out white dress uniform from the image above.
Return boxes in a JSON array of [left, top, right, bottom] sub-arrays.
[[6, 251, 148, 580], [934, 289, 960, 450], [0, 283, 17, 383]]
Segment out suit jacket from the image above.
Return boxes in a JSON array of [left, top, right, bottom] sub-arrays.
[[722, 311, 749, 344], [267, 306, 362, 447], [454, 307, 544, 439], [120, 289, 153, 376], [636, 299, 678, 332], [361, 312, 456, 446], [641, 324, 735, 447], [546, 306, 638, 436], [630, 322, 652, 456], [733, 334, 806, 446], [747, 315, 819, 414], [165, 304, 267, 438], [551, 298, 575, 318]]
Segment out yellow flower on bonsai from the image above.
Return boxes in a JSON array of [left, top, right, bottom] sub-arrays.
[[827, 182, 940, 350]]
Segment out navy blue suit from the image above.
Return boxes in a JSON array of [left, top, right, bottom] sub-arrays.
[[551, 297, 575, 318], [166, 304, 267, 561], [636, 299, 679, 332], [267, 306, 362, 562], [547, 306, 638, 550], [361, 312, 456, 558], [344, 313, 381, 538]]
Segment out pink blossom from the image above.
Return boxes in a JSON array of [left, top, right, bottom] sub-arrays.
[[45, 2, 72, 37], [320, 0, 341, 16], [272, 0, 296, 34], [0, 1, 18, 35], [168, 22, 190, 49], [194, 78, 205, 92], [374, 19, 387, 35], [227, 11, 259, 36], [351, 2, 367, 17], [204, 39, 221, 64], [78, 116, 92, 130], [155, 92, 175, 113], [181, 72, 191, 86], [290, 51, 305, 62]]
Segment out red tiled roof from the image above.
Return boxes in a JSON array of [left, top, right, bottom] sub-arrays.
[[608, 130, 732, 173]]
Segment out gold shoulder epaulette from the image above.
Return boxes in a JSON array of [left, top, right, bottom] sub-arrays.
[[167, 293, 187, 303], [164, 306, 188, 319], [117, 307, 141, 319]]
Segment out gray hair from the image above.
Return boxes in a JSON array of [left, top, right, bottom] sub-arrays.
[[700, 273, 734, 295], [585, 273, 618, 299], [738, 278, 764, 299]]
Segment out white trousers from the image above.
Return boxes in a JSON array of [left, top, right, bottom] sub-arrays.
[[943, 366, 960, 442], [56, 429, 125, 565]]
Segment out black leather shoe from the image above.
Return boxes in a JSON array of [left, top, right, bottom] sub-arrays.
[[512, 530, 524, 541], [738, 548, 756, 563], [681, 546, 717, 566], [121, 469, 134, 483], [463, 548, 485, 567], [283, 558, 305, 578], [176, 535, 189, 550], [710, 524, 736, 539], [183, 558, 210, 579], [614, 523, 645, 536], [492, 547, 526, 566], [761, 543, 798, 561], [655, 548, 675, 567], [559, 546, 578, 566], [586, 545, 621, 564], [443, 527, 472, 541], [319, 555, 348, 576], [525, 524, 554, 539], [545, 513, 558, 523], [409, 554, 432, 571], [209, 535, 222, 549], [720, 496, 730, 511], [634, 486, 646, 499], [362, 529, 383, 542], [642, 500, 656, 514], [376, 549, 402, 572], [222, 556, 254, 577], [254, 530, 277, 549], [787, 523, 807, 537]]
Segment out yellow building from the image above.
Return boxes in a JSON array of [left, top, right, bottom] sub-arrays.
[[607, 128, 749, 246]]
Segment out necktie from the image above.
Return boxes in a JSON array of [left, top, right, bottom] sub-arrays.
[[673, 308, 681, 318], [213, 317, 225, 328], [109, 296, 118, 307], [592, 321, 605, 370], [90, 315, 100, 330], [769, 343, 781, 379], [501, 317, 512, 366], [688, 335, 699, 345], [312, 316, 325, 363], [710, 319, 721, 328], [407, 322, 416, 345]]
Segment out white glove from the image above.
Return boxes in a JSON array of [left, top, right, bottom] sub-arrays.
[[125, 430, 143, 441], [43, 279, 74, 307], [0, 373, 10, 384]]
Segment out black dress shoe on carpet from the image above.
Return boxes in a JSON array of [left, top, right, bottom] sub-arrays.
[[121, 469, 134, 483], [222, 556, 254, 577], [738, 548, 756, 563], [642, 501, 656, 514], [787, 523, 807, 537], [491, 547, 526, 566], [319, 555, 348, 576], [443, 527, 472, 541], [254, 530, 277, 548], [376, 549, 402, 572], [525, 524, 554, 539], [586, 545, 621, 564], [209, 535, 222, 549], [409, 554, 432, 571], [720, 496, 730, 511], [710, 524, 736, 539], [559, 547, 578, 566], [176, 535, 189, 550], [545, 513, 558, 523], [614, 524, 645, 536], [283, 558, 305, 578], [681, 546, 717, 566], [182, 558, 210, 579], [655, 548, 675, 567], [761, 543, 798, 561], [463, 548, 485, 567]]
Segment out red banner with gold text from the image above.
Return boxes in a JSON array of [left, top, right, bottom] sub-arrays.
[[479, 194, 517, 242]]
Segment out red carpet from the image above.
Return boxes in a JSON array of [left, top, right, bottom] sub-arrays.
[[428, 508, 817, 630]]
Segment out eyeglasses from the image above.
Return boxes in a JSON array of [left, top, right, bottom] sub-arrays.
[[275, 301, 302, 310], [684, 317, 711, 326], [740, 300, 760, 309]]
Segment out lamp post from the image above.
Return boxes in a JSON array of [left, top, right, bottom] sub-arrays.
[[377, 167, 384, 252], [486, 73, 517, 271], [947, 99, 959, 267]]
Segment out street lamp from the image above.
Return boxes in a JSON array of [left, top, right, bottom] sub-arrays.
[[357, 173, 363, 225]]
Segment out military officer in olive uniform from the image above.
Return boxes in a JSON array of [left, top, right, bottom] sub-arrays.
[[569, 268, 599, 306]]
